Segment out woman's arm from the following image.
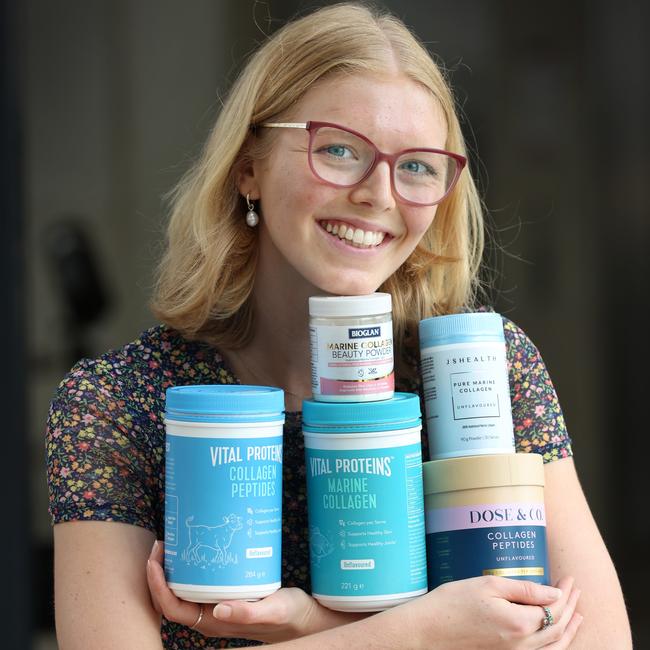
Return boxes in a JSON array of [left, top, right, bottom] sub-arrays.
[[544, 457, 631, 648], [149, 536, 581, 648], [266, 576, 582, 650], [54, 521, 163, 650]]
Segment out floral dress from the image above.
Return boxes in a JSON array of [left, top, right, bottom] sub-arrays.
[[46, 318, 571, 648]]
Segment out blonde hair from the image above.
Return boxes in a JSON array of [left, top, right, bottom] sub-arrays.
[[151, 2, 485, 362]]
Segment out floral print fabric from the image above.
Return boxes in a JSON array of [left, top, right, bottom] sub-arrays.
[[46, 318, 571, 648]]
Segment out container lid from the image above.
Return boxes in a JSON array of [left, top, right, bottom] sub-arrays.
[[419, 312, 504, 348], [165, 385, 284, 422], [309, 292, 392, 318], [302, 392, 420, 433], [423, 453, 544, 494]]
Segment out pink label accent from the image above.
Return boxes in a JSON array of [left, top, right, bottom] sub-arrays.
[[319, 373, 395, 396], [426, 502, 546, 534], [328, 359, 393, 368]]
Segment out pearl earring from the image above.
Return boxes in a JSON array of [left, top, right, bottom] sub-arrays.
[[245, 193, 259, 227]]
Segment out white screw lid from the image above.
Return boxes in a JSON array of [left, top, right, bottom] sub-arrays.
[[309, 292, 392, 317]]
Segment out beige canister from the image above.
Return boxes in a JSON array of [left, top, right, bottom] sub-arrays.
[[423, 453, 549, 589]]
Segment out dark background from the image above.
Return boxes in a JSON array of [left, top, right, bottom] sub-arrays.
[[3, 1, 648, 647]]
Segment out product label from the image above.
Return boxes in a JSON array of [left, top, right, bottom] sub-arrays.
[[164, 434, 283, 588], [420, 341, 515, 458], [305, 443, 427, 598], [425, 501, 548, 588], [310, 321, 394, 397]]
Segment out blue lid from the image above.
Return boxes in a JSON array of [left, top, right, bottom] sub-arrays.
[[302, 392, 421, 433], [165, 385, 284, 423], [419, 312, 504, 348]]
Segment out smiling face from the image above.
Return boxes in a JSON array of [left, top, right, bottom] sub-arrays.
[[239, 73, 448, 298]]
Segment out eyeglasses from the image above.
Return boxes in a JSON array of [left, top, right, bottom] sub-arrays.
[[259, 121, 466, 206]]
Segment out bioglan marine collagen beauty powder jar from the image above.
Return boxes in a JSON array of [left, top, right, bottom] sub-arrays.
[[309, 293, 394, 402]]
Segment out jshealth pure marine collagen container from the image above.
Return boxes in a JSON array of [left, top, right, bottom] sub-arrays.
[[309, 293, 394, 402], [164, 385, 284, 602], [423, 453, 549, 589], [419, 312, 515, 459], [303, 393, 427, 611]]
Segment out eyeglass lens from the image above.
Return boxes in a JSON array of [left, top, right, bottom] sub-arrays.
[[309, 126, 458, 205]]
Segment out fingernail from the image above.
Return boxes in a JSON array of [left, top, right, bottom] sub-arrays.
[[151, 540, 159, 555], [577, 614, 584, 626], [213, 603, 232, 620], [547, 587, 562, 599]]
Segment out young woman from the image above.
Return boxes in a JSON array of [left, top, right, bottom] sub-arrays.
[[47, 4, 631, 648]]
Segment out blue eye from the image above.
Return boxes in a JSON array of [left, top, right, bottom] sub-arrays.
[[321, 144, 353, 159], [398, 159, 435, 175]]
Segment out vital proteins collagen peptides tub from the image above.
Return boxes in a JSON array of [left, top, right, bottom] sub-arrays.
[[423, 453, 549, 589], [309, 293, 394, 402], [419, 312, 515, 459], [303, 393, 428, 611], [164, 385, 284, 602]]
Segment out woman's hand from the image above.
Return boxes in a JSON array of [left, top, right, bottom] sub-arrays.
[[405, 574, 582, 650], [146, 540, 366, 643]]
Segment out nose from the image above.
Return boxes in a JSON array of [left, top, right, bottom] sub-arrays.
[[348, 160, 396, 211]]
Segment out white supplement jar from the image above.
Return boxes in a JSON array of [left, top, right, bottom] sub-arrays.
[[419, 312, 515, 459], [164, 385, 284, 602], [309, 293, 394, 402]]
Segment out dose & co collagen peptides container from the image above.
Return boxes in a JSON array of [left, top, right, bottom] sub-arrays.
[[419, 311, 515, 459], [309, 293, 394, 402], [423, 453, 549, 589], [164, 385, 284, 602], [303, 393, 427, 611]]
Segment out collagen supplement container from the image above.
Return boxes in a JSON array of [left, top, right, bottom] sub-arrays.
[[309, 293, 394, 402], [164, 385, 284, 602], [419, 312, 515, 459], [423, 453, 549, 589], [303, 393, 428, 611]]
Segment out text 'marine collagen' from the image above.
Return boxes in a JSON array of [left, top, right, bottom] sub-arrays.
[[164, 385, 284, 602], [303, 393, 427, 612], [419, 312, 515, 459], [309, 293, 394, 402]]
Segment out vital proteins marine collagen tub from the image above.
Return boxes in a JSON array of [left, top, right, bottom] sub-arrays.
[[309, 293, 394, 402], [419, 312, 515, 459], [423, 453, 549, 589], [164, 385, 284, 602], [303, 393, 428, 611]]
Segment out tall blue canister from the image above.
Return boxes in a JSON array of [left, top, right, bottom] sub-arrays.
[[164, 385, 284, 602], [303, 393, 428, 611], [419, 312, 515, 459]]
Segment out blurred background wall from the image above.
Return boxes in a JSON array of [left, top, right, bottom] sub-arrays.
[[3, 0, 648, 647]]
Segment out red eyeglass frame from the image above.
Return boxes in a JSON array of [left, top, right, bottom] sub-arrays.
[[260, 120, 467, 206]]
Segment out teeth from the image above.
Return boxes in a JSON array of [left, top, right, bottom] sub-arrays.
[[321, 221, 387, 248]]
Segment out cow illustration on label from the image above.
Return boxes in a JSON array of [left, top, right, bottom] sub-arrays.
[[183, 513, 243, 567]]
